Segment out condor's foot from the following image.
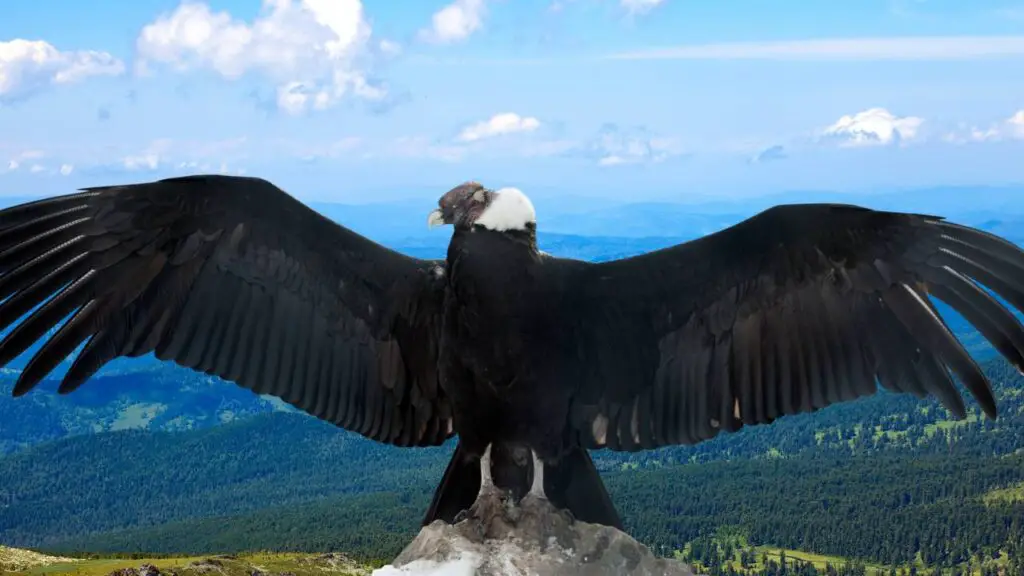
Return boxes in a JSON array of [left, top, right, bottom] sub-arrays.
[[521, 450, 579, 526], [454, 444, 512, 525]]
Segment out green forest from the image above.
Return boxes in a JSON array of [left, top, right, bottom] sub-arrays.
[[2, 354, 1023, 574]]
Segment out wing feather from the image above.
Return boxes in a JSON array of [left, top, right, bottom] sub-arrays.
[[0, 174, 451, 447], [570, 203, 1024, 450]]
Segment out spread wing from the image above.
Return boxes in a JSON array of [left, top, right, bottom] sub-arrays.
[[0, 174, 452, 447], [568, 203, 1024, 451]]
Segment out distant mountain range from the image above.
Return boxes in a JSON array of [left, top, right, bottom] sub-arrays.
[[309, 184, 1024, 242], [0, 364, 293, 455], [6, 183, 1018, 243]]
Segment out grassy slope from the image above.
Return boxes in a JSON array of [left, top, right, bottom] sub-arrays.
[[0, 547, 372, 576]]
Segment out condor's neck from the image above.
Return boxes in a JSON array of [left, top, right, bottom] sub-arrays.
[[449, 224, 538, 258]]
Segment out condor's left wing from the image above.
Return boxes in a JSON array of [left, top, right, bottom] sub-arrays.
[[566, 203, 1024, 451]]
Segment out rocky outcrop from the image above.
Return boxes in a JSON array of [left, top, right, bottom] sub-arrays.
[[373, 493, 697, 576]]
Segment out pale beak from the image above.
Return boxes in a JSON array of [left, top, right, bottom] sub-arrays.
[[427, 208, 446, 228]]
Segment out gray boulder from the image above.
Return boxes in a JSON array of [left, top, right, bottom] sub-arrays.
[[373, 492, 698, 576]]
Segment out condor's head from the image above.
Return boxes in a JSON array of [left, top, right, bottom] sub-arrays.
[[427, 181, 537, 233]]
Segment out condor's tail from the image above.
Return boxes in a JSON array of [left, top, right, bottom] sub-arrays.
[[422, 441, 481, 526], [543, 444, 623, 530], [422, 441, 623, 530]]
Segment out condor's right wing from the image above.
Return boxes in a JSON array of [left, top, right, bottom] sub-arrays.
[[0, 174, 453, 447]]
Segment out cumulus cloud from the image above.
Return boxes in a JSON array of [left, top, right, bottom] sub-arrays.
[[621, 0, 666, 16], [457, 113, 541, 142], [819, 107, 923, 147], [135, 0, 385, 114], [420, 0, 486, 44], [572, 124, 684, 166], [0, 39, 124, 102], [945, 110, 1024, 143]]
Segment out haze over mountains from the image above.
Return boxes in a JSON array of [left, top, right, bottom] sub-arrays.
[[5, 184, 1021, 243], [306, 184, 1024, 243]]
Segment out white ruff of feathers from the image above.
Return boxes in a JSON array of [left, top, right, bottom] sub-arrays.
[[475, 188, 537, 232]]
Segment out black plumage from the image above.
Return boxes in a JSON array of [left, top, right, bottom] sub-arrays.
[[3, 175, 1024, 532]]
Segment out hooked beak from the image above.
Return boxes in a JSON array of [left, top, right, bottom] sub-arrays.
[[427, 208, 446, 228]]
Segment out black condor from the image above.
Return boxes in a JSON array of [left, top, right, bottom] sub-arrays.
[[3, 174, 1024, 530]]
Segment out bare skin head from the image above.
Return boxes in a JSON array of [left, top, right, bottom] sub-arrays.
[[428, 182, 536, 232]]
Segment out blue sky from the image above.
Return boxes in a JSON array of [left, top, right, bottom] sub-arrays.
[[2, 0, 1024, 203]]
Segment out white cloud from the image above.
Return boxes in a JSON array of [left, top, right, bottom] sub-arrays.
[[136, 0, 384, 114], [3, 150, 45, 172], [946, 110, 1024, 143], [420, 0, 486, 44], [59, 164, 74, 176], [608, 36, 1024, 61], [621, 0, 665, 16], [820, 108, 923, 147], [123, 153, 162, 171], [116, 138, 173, 171], [379, 39, 402, 57], [1001, 111, 1024, 137], [457, 113, 541, 142], [61, 138, 251, 175], [580, 124, 684, 166], [0, 39, 124, 102], [175, 160, 245, 175]]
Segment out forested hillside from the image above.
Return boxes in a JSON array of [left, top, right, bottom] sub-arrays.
[[2, 355, 1023, 574]]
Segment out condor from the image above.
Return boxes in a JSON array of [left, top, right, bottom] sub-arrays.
[[3, 175, 1023, 530]]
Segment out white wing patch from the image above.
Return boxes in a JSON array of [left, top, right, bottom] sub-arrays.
[[475, 187, 536, 232]]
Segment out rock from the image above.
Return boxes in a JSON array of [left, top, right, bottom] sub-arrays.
[[186, 558, 225, 572], [373, 491, 698, 576], [107, 566, 162, 576]]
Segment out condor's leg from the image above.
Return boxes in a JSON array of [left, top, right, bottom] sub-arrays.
[[478, 443, 495, 496], [528, 450, 547, 500]]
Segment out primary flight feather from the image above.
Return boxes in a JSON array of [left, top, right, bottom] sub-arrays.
[[3, 174, 1024, 531]]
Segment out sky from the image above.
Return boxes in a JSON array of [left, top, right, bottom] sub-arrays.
[[2, 0, 1024, 203]]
